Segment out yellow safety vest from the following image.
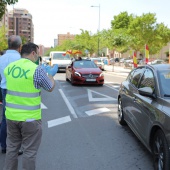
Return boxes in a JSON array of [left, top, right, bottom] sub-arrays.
[[4, 58, 41, 121]]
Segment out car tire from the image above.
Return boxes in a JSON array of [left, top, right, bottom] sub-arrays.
[[152, 130, 170, 170], [71, 76, 75, 86], [118, 98, 126, 125], [66, 77, 69, 81], [99, 84, 103, 86]]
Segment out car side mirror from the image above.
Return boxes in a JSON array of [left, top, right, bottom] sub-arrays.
[[99, 66, 102, 70], [138, 87, 156, 98]]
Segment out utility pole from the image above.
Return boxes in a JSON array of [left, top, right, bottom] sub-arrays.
[[91, 4, 100, 57]]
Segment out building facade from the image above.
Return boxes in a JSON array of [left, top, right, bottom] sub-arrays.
[[8, 8, 34, 42], [58, 32, 75, 46], [54, 38, 58, 47]]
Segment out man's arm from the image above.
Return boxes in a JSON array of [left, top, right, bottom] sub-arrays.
[[34, 66, 55, 92], [47, 75, 55, 92]]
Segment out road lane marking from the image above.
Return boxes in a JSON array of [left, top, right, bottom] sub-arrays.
[[112, 85, 120, 88], [87, 89, 116, 102], [104, 81, 114, 84], [104, 72, 128, 77], [59, 89, 78, 118], [41, 102, 47, 109], [104, 84, 119, 91], [85, 107, 110, 116], [48, 116, 71, 128]]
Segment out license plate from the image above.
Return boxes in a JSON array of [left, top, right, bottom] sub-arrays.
[[86, 79, 96, 82]]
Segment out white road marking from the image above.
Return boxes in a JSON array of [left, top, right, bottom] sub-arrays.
[[104, 84, 119, 91], [59, 89, 78, 118], [104, 72, 128, 77], [112, 85, 120, 88], [87, 89, 116, 102], [85, 107, 110, 116], [48, 116, 71, 128], [104, 81, 114, 84], [41, 102, 47, 109]]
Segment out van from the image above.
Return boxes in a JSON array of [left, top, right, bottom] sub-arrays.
[[50, 51, 72, 71]]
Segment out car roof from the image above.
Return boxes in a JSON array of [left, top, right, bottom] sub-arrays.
[[50, 51, 66, 54], [148, 64, 170, 70], [137, 64, 170, 71]]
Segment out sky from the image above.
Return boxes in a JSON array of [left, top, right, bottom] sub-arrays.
[[7, 0, 170, 47]]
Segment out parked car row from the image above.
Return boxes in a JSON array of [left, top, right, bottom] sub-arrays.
[[148, 59, 165, 65]]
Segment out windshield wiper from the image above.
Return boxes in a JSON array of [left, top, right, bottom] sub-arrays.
[[164, 94, 170, 97]]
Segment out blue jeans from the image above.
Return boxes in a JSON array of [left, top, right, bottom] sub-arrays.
[[0, 88, 7, 150]]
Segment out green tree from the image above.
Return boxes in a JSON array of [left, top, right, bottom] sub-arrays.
[[111, 11, 133, 29], [44, 40, 76, 56], [0, 0, 18, 20], [74, 29, 98, 56], [0, 25, 7, 51], [21, 36, 27, 45], [103, 12, 133, 53], [46, 29, 99, 57], [105, 12, 170, 56], [128, 13, 170, 55]]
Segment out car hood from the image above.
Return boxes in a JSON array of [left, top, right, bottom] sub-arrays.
[[74, 68, 102, 74]]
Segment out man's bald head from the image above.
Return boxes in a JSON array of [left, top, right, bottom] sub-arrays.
[[8, 35, 22, 50]]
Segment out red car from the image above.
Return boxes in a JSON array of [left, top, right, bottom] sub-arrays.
[[66, 59, 104, 85]]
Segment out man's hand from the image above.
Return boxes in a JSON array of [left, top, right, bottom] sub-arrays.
[[46, 64, 58, 76], [41, 63, 50, 72], [41, 64, 58, 76]]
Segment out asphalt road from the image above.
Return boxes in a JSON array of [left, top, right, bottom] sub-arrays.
[[0, 71, 154, 170]]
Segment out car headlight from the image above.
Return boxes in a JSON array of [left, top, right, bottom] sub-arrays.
[[74, 71, 81, 77], [99, 73, 104, 77]]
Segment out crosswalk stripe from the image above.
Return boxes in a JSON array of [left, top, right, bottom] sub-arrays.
[[85, 107, 110, 116], [48, 116, 71, 128]]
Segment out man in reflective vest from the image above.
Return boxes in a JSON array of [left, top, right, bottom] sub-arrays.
[[3, 42, 57, 170]]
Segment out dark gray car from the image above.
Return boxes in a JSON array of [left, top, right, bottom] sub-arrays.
[[117, 64, 170, 170]]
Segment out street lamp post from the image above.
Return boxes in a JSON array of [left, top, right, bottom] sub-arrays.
[[91, 4, 100, 57]]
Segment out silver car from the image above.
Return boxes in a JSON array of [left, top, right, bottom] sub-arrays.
[[118, 64, 170, 170]]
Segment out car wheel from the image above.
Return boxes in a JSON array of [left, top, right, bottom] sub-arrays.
[[118, 97, 126, 125], [152, 130, 170, 170]]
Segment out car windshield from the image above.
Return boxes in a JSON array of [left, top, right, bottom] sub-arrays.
[[73, 60, 98, 68], [53, 53, 70, 60], [158, 70, 170, 97]]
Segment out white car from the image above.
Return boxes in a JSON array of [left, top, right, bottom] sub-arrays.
[[90, 58, 105, 70], [42, 56, 50, 64], [49, 51, 72, 71]]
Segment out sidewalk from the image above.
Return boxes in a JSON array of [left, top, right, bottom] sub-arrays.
[[104, 65, 131, 77]]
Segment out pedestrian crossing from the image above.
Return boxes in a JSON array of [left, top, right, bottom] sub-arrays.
[[47, 106, 118, 128], [45, 81, 120, 128]]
